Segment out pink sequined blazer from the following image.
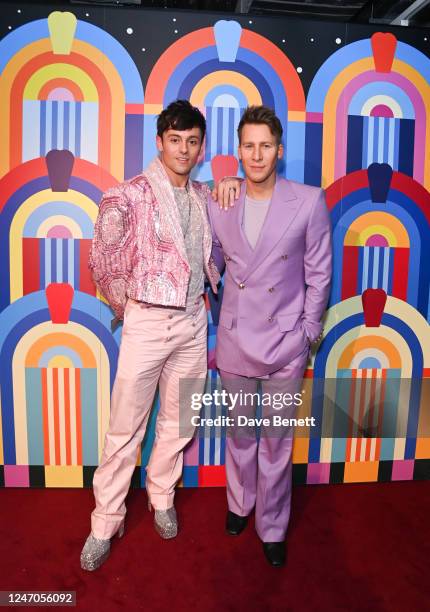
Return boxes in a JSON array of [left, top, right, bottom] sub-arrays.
[[89, 157, 220, 318]]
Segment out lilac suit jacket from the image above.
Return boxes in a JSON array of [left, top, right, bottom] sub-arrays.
[[208, 176, 332, 377]]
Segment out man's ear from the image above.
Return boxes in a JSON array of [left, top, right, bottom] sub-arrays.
[[237, 145, 242, 161], [278, 144, 284, 159], [156, 135, 163, 153]]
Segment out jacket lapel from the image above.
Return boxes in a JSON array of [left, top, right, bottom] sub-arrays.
[[243, 177, 301, 281], [231, 182, 254, 260], [143, 157, 188, 263]]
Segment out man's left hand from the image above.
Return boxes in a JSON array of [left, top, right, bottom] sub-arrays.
[[211, 177, 242, 210]]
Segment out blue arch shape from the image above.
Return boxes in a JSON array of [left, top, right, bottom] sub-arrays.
[[164, 46, 218, 103], [76, 21, 144, 102], [308, 312, 423, 462], [307, 40, 372, 112], [39, 345, 83, 368], [397, 41, 430, 86], [205, 84, 248, 109], [0, 19, 49, 72]]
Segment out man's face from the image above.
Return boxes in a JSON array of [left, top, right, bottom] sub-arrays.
[[238, 123, 283, 184], [156, 127, 203, 180]]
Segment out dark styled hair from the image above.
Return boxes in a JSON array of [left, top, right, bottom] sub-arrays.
[[157, 99, 206, 139], [237, 105, 283, 145]]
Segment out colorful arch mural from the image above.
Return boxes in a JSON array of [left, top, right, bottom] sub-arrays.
[[0, 7, 428, 488]]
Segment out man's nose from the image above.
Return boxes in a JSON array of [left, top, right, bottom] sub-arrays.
[[180, 141, 188, 153], [252, 147, 262, 160]]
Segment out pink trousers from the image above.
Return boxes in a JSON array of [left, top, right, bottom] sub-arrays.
[[91, 297, 207, 539]]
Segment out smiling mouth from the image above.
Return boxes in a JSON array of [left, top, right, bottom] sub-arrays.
[[177, 158, 190, 162]]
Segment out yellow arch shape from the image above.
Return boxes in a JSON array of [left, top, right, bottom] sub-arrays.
[[48, 355, 75, 368], [321, 58, 430, 189], [358, 225, 397, 247], [9, 189, 98, 302], [12, 321, 111, 464], [344, 212, 409, 247], [190, 71, 262, 108], [36, 215, 83, 239], [24, 63, 98, 101]]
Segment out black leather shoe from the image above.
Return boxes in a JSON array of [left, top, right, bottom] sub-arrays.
[[263, 542, 286, 567], [226, 511, 248, 536]]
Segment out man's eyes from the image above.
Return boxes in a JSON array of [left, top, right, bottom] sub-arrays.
[[168, 138, 199, 145]]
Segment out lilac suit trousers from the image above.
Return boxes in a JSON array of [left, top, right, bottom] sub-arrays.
[[220, 344, 309, 543]]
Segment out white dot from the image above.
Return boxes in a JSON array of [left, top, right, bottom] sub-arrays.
[[297, 66, 303, 73], [173, 18, 176, 22], [17, 9, 22, 14], [335, 37, 342, 45], [310, 37, 314, 42], [249, 20, 253, 24], [282, 39, 285, 43], [141, 48, 146, 52], [174, 29, 178, 34], [85, 13, 90, 17], [8, 25, 12, 30], [126, 27, 133, 35], [425, 37, 428, 41]]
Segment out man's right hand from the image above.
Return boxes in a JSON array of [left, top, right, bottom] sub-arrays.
[[211, 177, 242, 210]]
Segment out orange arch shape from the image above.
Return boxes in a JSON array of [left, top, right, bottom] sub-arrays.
[[38, 78, 84, 101], [25, 333, 97, 368], [146, 28, 215, 104], [338, 336, 402, 370], [240, 30, 305, 112], [9, 52, 111, 172]]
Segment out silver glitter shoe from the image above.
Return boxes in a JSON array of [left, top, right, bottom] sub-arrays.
[[154, 507, 178, 539], [80, 521, 124, 571]]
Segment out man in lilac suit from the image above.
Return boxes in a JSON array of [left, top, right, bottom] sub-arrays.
[[208, 106, 332, 566]]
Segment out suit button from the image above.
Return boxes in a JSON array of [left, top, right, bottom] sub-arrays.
[[166, 336, 171, 342], [225, 255, 231, 261], [238, 282, 245, 289], [168, 314, 173, 319], [281, 254, 288, 260], [268, 287, 275, 293], [268, 316, 274, 322]]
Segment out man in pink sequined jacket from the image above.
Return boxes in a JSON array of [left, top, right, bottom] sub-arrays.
[[81, 100, 221, 571]]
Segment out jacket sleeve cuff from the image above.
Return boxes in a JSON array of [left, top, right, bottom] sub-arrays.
[[301, 319, 323, 344]]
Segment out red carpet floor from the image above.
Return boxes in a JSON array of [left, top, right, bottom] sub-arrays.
[[1, 482, 429, 611]]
